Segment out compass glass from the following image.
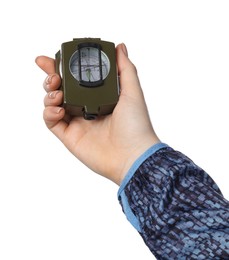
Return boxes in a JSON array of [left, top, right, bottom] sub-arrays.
[[69, 47, 110, 85]]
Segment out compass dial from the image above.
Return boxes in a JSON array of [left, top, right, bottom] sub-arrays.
[[69, 47, 110, 84]]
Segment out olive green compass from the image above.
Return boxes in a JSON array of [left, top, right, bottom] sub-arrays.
[[55, 38, 119, 120]]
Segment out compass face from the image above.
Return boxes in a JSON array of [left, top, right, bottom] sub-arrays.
[[69, 47, 110, 84]]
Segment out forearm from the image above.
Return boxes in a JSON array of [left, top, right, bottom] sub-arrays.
[[118, 143, 229, 259]]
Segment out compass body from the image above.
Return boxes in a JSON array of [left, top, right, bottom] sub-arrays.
[[56, 38, 119, 120]]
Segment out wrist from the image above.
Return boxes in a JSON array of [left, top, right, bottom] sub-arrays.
[[117, 137, 161, 185], [118, 142, 168, 188]]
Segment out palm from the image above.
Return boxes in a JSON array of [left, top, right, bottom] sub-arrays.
[[60, 91, 157, 184], [62, 114, 113, 175]]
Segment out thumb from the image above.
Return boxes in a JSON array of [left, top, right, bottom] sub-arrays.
[[116, 43, 143, 97], [116, 43, 142, 97]]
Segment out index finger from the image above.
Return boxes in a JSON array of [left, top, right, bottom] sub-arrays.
[[35, 56, 56, 75]]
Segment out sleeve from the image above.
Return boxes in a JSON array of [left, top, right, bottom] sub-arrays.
[[118, 143, 229, 259]]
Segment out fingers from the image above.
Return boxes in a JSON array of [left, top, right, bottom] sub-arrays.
[[36, 55, 68, 137], [43, 89, 65, 131], [42, 80, 66, 132], [35, 56, 61, 92], [43, 106, 65, 123], [44, 90, 63, 107], [35, 56, 56, 74], [43, 73, 61, 92], [43, 106, 67, 135]]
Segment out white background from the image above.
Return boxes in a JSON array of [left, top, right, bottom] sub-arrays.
[[0, 1, 229, 259]]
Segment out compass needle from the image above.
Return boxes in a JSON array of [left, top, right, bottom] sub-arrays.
[[86, 69, 91, 81]]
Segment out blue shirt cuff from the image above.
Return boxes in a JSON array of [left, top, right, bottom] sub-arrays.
[[117, 142, 168, 232], [118, 142, 168, 197]]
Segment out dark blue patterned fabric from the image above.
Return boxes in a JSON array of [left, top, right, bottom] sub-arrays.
[[118, 147, 229, 259]]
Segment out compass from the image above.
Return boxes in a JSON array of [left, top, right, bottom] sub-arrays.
[[55, 38, 119, 120]]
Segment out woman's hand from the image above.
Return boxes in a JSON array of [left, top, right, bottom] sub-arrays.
[[36, 43, 160, 185]]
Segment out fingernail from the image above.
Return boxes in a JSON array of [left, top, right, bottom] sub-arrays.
[[55, 107, 63, 114], [121, 43, 128, 57], [43, 74, 57, 90], [45, 74, 56, 84], [49, 91, 60, 99]]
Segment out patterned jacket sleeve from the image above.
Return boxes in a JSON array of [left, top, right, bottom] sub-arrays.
[[118, 143, 229, 259]]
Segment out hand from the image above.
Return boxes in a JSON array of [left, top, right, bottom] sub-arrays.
[[35, 43, 160, 185]]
